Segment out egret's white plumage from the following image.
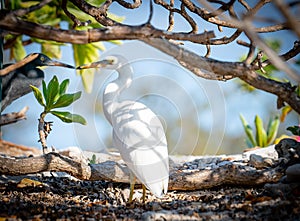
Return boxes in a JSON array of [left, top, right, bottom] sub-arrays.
[[80, 55, 169, 199]]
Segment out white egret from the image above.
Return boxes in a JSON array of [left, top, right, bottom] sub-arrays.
[[77, 55, 169, 202]]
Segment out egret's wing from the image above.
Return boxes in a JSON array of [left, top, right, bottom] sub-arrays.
[[113, 131, 169, 197], [111, 101, 169, 197], [112, 101, 167, 147]]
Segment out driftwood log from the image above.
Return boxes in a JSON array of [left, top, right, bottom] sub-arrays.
[[0, 140, 284, 190]]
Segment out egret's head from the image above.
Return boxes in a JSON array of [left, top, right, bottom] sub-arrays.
[[76, 55, 126, 70], [27, 53, 75, 69]]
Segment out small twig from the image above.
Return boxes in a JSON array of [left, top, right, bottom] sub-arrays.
[[180, 3, 198, 33], [255, 22, 291, 33], [38, 112, 51, 154], [237, 40, 256, 65], [4, 38, 33, 50], [0, 106, 29, 126], [114, 0, 142, 9], [207, 0, 235, 18], [251, 51, 266, 74], [167, 0, 174, 32], [13, 0, 52, 17], [0, 53, 39, 76], [205, 44, 211, 58], [238, 0, 251, 10], [209, 29, 242, 45], [260, 40, 300, 69], [243, 0, 271, 19], [145, 0, 153, 25], [61, 0, 91, 29]]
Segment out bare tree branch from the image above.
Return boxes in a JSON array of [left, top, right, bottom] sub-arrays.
[[114, 0, 142, 9], [237, 40, 255, 64], [0, 106, 28, 126], [142, 38, 300, 113], [0, 10, 215, 44], [197, 0, 300, 82], [0, 53, 39, 76]]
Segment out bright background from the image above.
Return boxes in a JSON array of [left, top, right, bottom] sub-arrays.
[[2, 1, 299, 155]]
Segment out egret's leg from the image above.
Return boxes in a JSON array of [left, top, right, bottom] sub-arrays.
[[129, 172, 136, 203], [142, 184, 146, 203]]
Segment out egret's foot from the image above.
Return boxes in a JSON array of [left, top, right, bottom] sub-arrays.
[[42, 146, 50, 154], [42, 145, 57, 155]]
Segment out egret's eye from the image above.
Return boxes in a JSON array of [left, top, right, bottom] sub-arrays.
[[108, 59, 116, 64], [40, 56, 45, 62], [105, 56, 118, 65]]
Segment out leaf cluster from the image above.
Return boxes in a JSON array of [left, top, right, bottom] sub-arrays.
[[287, 126, 300, 136], [30, 75, 86, 125], [240, 114, 280, 148], [8, 0, 123, 92]]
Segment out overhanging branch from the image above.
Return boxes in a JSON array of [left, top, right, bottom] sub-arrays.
[[0, 10, 215, 44], [142, 38, 300, 114]]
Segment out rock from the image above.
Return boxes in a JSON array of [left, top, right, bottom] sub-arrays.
[[275, 139, 300, 163], [249, 154, 275, 169], [286, 164, 300, 183], [242, 145, 278, 160]]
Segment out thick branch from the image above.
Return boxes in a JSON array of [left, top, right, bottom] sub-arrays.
[[0, 53, 39, 76], [0, 10, 215, 44], [142, 38, 300, 113]]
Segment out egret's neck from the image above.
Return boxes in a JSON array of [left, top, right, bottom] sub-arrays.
[[103, 64, 133, 124]]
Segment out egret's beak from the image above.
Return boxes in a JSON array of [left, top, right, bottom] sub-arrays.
[[45, 60, 75, 69], [76, 59, 114, 70]]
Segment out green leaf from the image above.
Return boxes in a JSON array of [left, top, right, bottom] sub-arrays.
[[46, 75, 60, 108], [67, 7, 102, 28], [59, 79, 70, 95], [280, 106, 292, 122], [51, 92, 82, 109], [30, 85, 45, 107], [107, 12, 125, 23], [240, 114, 257, 147], [50, 111, 87, 125], [266, 116, 280, 145], [12, 36, 26, 61], [24, 3, 61, 25], [255, 115, 267, 147], [79, 69, 95, 93], [41, 42, 61, 59], [92, 41, 106, 51], [287, 126, 300, 136], [42, 80, 48, 102], [73, 43, 100, 93], [265, 39, 281, 53]]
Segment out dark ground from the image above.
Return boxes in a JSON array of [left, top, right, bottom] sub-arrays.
[[0, 175, 299, 221]]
